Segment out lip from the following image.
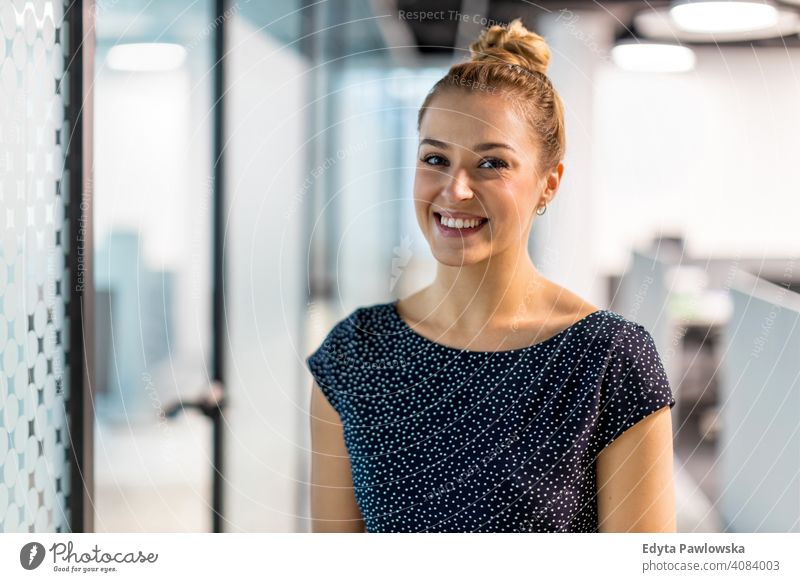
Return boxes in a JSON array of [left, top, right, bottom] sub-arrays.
[[435, 210, 487, 219], [433, 212, 489, 238]]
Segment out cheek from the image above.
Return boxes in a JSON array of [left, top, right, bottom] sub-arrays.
[[413, 167, 440, 198], [501, 179, 537, 217], [412, 175, 432, 228], [489, 186, 524, 222]]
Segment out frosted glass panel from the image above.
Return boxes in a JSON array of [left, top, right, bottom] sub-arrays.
[[0, 0, 72, 533], [223, 15, 307, 532]]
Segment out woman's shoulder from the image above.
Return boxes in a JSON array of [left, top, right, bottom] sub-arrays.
[[597, 310, 659, 345], [325, 300, 396, 336], [310, 300, 400, 356], [598, 308, 650, 333], [533, 281, 647, 346], [305, 301, 403, 405], [555, 306, 649, 343], [586, 309, 662, 357], [586, 311, 670, 392]]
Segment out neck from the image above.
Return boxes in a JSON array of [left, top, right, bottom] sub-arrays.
[[427, 245, 544, 331]]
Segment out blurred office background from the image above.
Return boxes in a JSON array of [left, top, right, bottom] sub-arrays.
[[1, 0, 799, 533]]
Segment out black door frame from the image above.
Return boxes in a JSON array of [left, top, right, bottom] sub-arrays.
[[209, 0, 229, 534], [65, 0, 94, 534]]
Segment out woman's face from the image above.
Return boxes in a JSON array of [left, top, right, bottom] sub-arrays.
[[414, 89, 561, 267]]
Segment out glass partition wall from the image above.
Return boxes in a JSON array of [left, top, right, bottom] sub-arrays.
[[0, 0, 89, 533]]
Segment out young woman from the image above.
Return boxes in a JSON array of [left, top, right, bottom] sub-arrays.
[[307, 18, 676, 533]]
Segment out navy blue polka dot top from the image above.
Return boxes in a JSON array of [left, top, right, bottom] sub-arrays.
[[306, 300, 676, 533]]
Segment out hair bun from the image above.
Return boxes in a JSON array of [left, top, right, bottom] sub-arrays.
[[468, 18, 551, 75]]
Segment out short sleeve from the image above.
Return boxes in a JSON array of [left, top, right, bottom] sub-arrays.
[[592, 322, 676, 455], [306, 337, 341, 415], [305, 311, 360, 418]]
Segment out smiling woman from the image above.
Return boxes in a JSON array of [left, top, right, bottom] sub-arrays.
[[308, 18, 676, 533]]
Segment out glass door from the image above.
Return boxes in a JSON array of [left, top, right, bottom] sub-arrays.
[[91, 0, 216, 532]]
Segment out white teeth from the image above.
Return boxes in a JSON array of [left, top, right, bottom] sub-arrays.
[[439, 214, 485, 229]]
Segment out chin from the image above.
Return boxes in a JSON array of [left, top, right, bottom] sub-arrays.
[[430, 247, 490, 267]]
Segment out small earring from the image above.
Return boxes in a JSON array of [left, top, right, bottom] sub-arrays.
[[536, 203, 547, 216]]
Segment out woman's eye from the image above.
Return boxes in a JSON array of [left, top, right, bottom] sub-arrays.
[[421, 154, 447, 166], [479, 157, 508, 170]]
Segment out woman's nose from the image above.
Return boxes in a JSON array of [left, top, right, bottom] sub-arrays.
[[442, 168, 474, 201]]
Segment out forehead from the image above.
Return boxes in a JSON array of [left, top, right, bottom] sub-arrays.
[[419, 89, 538, 157]]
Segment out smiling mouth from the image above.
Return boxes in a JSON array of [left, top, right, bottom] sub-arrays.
[[433, 212, 489, 229]]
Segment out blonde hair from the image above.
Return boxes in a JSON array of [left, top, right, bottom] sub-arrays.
[[417, 18, 566, 173]]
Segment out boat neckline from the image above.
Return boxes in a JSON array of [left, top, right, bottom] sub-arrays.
[[388, 299, 608, 355]]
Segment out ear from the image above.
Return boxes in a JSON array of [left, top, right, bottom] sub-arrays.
[[542, 162, 564, 204]]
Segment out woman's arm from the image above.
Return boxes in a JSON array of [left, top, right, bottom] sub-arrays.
[[309, 380, 366, 532], [596, 405, 677, 532]]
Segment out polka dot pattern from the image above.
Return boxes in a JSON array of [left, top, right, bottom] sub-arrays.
[[307, 300, 675, 532]]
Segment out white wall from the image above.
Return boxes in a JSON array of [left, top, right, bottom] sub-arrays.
[[224, 16, 308, 532], [593, 46, 800, 274]]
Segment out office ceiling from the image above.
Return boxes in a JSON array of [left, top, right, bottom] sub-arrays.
[[394, 0, 800, 52], [92, 0, 800, 56]]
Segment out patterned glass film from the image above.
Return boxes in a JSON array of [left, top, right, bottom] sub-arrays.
[[0, 0, 73, 532]]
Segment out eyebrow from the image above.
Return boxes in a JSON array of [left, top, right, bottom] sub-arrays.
[[419, 138, 516, 153]]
